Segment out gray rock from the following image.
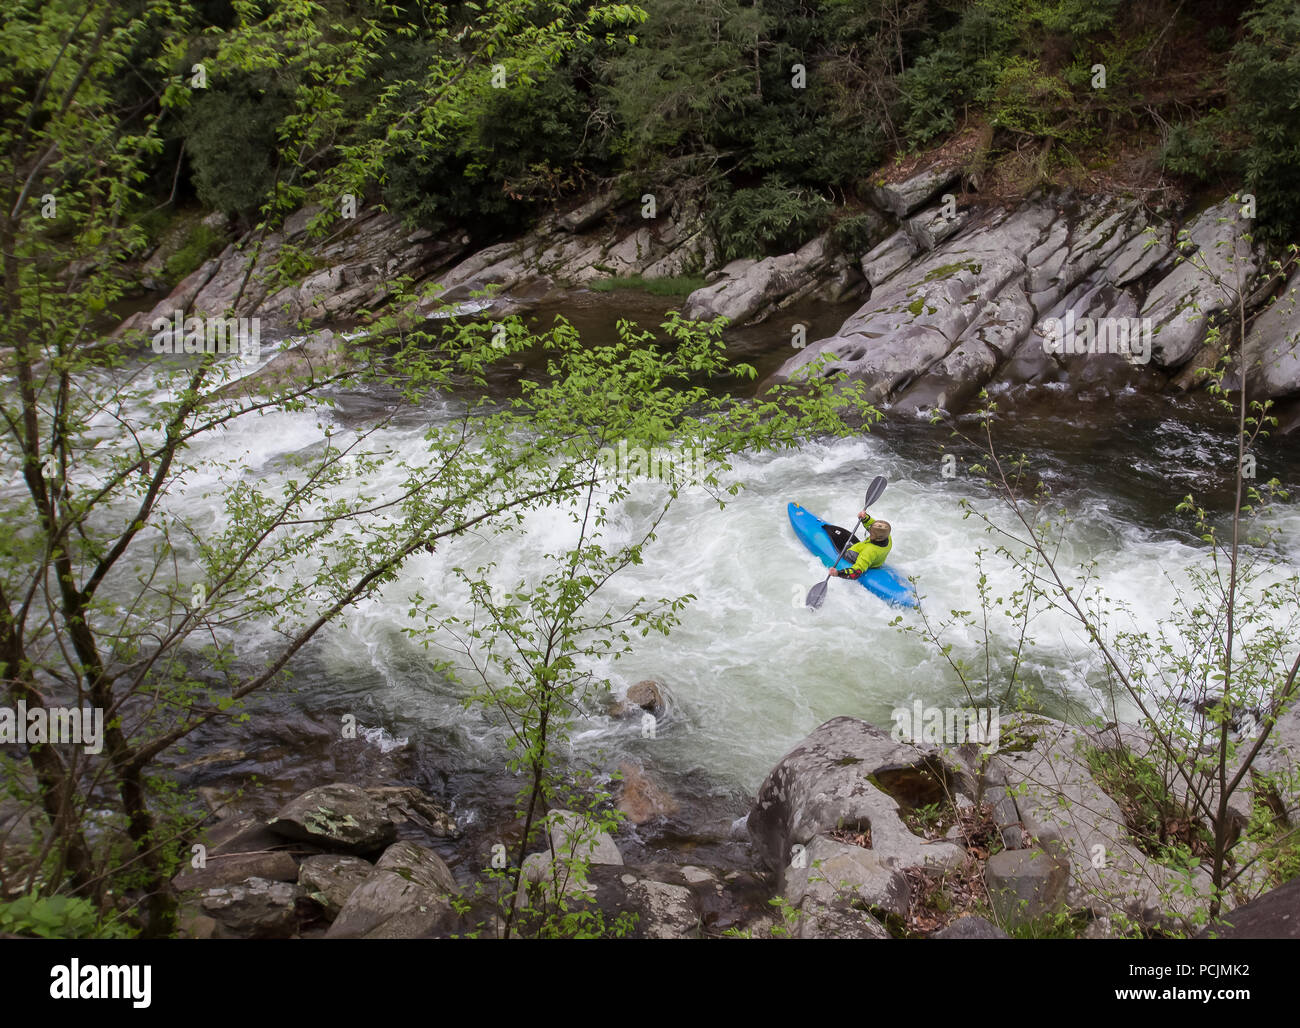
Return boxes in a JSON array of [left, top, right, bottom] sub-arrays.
[[267, 782, 397, 854], [992, 715, 1214, 925], [1250, 690, 1300, 822], [860, 229, 917, 288], [514, 809, 624, 915], [933, 915, 1009, 939], [984, 847, 1068, 926], [872, 165, 961, 218], [683, 236, 830, 326], [536, 809, 619, 866], [1242, 271, 1300, 399], [172, 850, 299, 893], [747, 717, 968, 894], [1141, 198, 1258, 369], [613, 876, 700, 939], [520, 862, 769, 939], [325, 841, 456, 939], [210, 328, 345, 401], [558, 191, 619, 233], [1202, 875, 1300, 939], [782, 833, 911, 919], [364, 785, 459, 838], [201, 877, 303, 939], [905, 205, 971, 252], [795, 900, 893, 939], [298, 853, 375, 919]]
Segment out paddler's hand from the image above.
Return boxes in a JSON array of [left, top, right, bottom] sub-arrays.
[[858, 510, 868, 522], [826, 568, 836, 578]]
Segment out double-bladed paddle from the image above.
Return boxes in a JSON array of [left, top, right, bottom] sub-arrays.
[[805, 475, 887, 610]]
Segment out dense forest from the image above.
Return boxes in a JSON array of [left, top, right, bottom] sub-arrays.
[[47, 0, 1300, 282]]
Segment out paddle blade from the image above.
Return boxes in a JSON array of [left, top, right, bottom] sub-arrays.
[[863, 475, 887, 510], [805, 578, 829, 609]]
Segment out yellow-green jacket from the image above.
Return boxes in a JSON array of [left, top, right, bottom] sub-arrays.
[[832, 513, 891, 579]]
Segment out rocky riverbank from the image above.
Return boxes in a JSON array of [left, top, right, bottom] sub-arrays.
[[168, 692, 1300, 939], [111, 160, 1300, 431]]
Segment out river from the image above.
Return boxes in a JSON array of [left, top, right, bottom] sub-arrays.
[[132, 290, 1300, 871]]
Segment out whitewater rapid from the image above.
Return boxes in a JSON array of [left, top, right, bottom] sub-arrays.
[[155, 387, 1297, 794]]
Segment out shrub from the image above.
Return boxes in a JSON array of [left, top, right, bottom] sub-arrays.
[[182, 74, 290, 219], [710, 178, 832, 260]]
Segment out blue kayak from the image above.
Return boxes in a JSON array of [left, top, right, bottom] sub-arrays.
[[788, 502, 919, 609]]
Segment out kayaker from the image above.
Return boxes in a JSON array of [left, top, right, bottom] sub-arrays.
[[827, 511, 891, 580]]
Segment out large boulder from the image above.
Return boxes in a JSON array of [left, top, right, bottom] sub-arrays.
[[747, 717, 968, 895], [325, 841, 457, 939], [683, 237, 831, 326], [266, 783, 397, 854], [770, 202, 1059, 404]]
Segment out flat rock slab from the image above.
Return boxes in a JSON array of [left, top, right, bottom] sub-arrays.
[[172, 849, 299, 893]]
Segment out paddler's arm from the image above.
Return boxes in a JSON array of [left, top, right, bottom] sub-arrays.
[[827, 513, 870, 579]]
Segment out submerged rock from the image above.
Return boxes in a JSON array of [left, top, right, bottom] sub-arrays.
[[616, 761, 679, 823]]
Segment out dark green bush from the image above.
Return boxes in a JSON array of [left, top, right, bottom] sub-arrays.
[[182, 74, 290, 219], [1227, 0, 1300, 242], [710, 178, 832, 260]]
